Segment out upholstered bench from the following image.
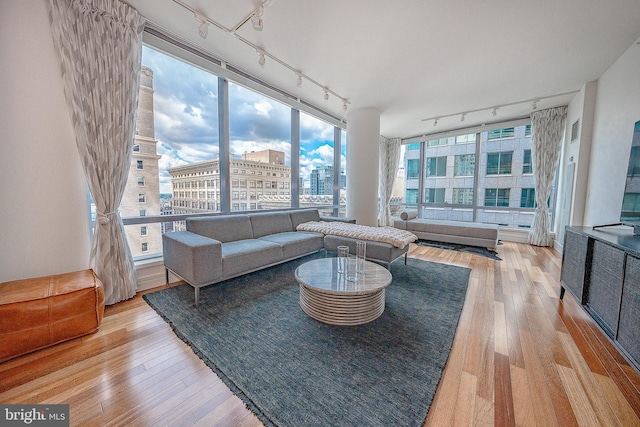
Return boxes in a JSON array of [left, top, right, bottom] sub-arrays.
[[394, 211, 499, 249], [0, 269, 105, 362]]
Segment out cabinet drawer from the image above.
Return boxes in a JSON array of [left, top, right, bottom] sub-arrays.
[[587, 241, 625, 337], [560, 229, 589, 303], [618, 255, 640, 365]]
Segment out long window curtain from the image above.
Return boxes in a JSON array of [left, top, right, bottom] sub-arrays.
[[378, 136, 401, 226], [48, 0, 145, 304], [528, 106, 567, 247]]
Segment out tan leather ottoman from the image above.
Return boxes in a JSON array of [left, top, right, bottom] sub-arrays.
[[0, 269, 105, 363]]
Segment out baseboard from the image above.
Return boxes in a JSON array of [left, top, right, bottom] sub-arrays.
[[498, 227, 556, 245]]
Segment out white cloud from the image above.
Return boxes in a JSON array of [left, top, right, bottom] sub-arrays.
[[253, 100, 273, 118], [300, 112, 333, 142], [309, 144, 334, 164]]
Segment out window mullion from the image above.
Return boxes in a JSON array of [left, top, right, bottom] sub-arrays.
[[291, 109, 300, 208], [218, 77, 230, 213], [472, 132, 481, 222], [333, 127, 341, 217]]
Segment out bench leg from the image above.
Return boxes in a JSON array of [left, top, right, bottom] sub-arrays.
[[559, 286, 566, 300], [194, 287, 200, 306], [404, 252, 407, 265]]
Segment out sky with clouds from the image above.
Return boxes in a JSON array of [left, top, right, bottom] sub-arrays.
[[141, 46, 345, 194]]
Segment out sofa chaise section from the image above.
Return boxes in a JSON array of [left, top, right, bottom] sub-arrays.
[[323, 235, 409, 268]]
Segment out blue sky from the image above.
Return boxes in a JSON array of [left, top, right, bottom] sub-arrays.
[[141, 46, 344, 194]]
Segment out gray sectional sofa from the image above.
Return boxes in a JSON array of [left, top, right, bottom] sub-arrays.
[[394, 211, 499, 249], [163, 209, 410, 305]]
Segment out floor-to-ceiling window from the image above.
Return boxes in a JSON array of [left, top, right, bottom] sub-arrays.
[[120, 45, 220, 257], [299, 112, 341, 215], [401, 123, 555, 228], [228, 82, 292, 211], [118, 39, 346, 260]]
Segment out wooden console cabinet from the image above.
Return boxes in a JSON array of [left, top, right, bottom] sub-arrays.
[[560, 226, 640, 372]]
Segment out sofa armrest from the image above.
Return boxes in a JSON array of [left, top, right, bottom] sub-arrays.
[[320, 215, 356, 224], [162, 231, 222, 287]]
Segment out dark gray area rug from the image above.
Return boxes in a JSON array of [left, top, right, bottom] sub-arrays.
[[417, 238, 502, 260], [143, 254, 471, 427]]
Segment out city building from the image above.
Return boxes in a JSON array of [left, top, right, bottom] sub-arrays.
[[310, 165, 332, 195], [168, 149, 291, 219], [119, 66, 162, 257]]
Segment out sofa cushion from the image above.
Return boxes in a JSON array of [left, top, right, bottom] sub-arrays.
[[400, 210, 419, 220], [187, 215, 253, 242], [289, 209, 321, 229], [250, 211, 294, 238], [221, 239, 283, 277], [258, 231, 324, 259]]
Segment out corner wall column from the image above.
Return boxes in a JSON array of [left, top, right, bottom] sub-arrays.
[[346, 108, 380, 226]]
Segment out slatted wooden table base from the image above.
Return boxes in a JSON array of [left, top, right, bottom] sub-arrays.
[[295, 258, 392, 326]]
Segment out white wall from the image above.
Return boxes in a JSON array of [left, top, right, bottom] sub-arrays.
[[558, 81, 597, 234], [582, 40, 640, 226], [0, 1, 90, 281]]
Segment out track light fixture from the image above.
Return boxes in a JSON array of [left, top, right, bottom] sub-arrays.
[[194, 11, 209, 38], [257, 49, 266, 66], [420, 90, 578, 125], [175, 0, 351, 113], [251, 5, 264, 31]]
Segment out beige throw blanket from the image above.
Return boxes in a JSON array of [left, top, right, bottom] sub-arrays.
[[297, 221, 417, 248]]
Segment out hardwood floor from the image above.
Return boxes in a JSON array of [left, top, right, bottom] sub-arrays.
[[1, 241, 639, 426]]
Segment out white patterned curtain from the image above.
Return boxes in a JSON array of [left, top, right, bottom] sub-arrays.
[[378, 136, 402, 226], [528, 106, 567, 247], [48, 0, 145, 304]]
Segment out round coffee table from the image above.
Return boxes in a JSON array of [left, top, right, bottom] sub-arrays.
[[295, 258, 392, 326]]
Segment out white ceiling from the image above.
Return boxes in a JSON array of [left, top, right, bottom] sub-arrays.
[[124, 0, 640, 139]]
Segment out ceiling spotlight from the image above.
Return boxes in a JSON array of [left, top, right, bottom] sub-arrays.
[[492, 107, 498, 116], [434, 118, 438, 126], [532, 100, 538, 110], [461, 113, 466, 122], [194, 12, 209, 39], [251, 6, 264, 31], [257, 50, 266, 66], [295, 72, 302, 87], [323, 89, 329, 101], [342, 99, 347, 111]]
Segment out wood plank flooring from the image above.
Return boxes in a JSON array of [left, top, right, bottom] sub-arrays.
[[1, 241, 639, 426]]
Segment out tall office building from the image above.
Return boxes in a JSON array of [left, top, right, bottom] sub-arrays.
[[310, 165, 333, 196], [120, 66, 162, 257]]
